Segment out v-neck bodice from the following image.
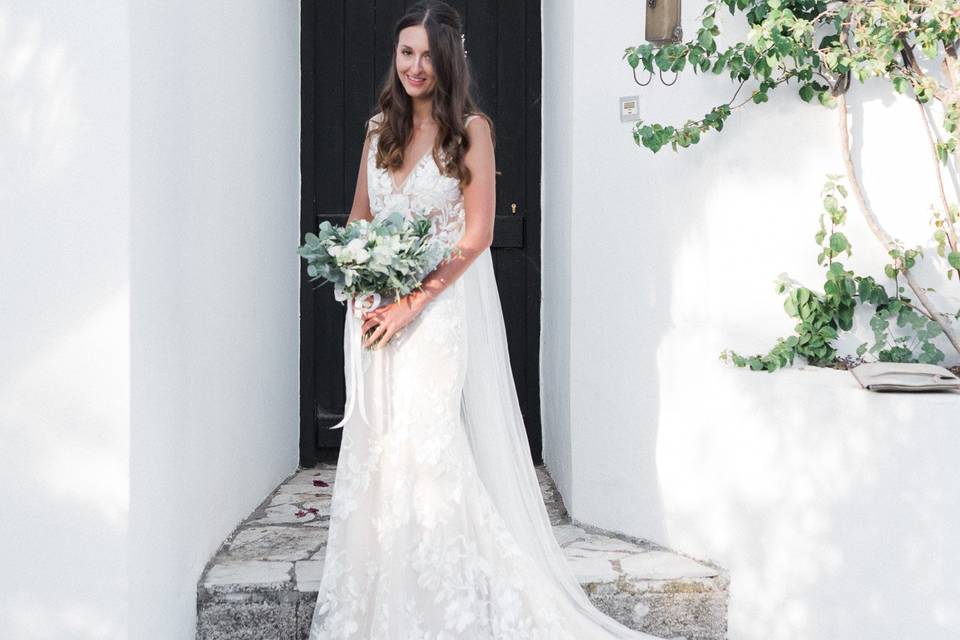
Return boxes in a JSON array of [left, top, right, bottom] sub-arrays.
[[388, 146, 435, 193], [367, 115, 480, 254]]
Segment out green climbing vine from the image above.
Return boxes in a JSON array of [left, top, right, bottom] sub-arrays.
[[720, 176, 949, 371], [625, 0, 960, 370]]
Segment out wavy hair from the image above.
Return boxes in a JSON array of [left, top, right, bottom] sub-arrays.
[[371, 0, 493, 189]]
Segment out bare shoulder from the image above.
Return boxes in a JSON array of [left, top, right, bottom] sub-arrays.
[[367, 111, 384, 134], [465, 112, 491, 130], [464, 113, 493, 146]]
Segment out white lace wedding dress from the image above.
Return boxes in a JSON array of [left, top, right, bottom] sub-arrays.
[[308, 116, 659, 640]]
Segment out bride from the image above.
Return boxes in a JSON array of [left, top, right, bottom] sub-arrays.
[[309, 2, 660, 638]]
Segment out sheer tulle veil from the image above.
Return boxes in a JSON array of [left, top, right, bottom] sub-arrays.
[[333, 243, 658, 638], [435, 247, 658, 638]]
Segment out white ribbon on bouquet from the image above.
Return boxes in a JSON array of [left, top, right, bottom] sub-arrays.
[[329, 287, 382, 429]]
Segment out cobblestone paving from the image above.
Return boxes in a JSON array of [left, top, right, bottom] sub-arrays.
[[197, 464, 728, 640]]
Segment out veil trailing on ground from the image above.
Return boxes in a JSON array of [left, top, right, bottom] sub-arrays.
[[459, 247, 659, 639], [330, 243, 657, 638]]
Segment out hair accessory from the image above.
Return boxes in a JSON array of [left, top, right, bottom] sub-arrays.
[[461, 32, 468, 58]]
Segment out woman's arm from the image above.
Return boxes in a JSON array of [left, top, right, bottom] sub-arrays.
[[360, 115, 496, 349], [346, 117, 379, 224]]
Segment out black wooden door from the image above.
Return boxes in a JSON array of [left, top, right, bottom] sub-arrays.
[[300, 0, 542, 465]]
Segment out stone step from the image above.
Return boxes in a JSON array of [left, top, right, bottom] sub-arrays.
[[196, 465, 728, 640]]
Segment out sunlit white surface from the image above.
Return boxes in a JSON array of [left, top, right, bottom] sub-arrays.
[[0, 2, 130, 638], [541, 1, 960, 638]]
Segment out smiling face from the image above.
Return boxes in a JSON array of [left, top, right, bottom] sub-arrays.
[[395, 25, 437, 99]]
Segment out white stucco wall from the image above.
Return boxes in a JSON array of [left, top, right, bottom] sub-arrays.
[[128, 2, 300, 638], [541, 0, 576, 506], [0, 2, 131, 637], [541, 1, 960, 638], [1, 2, 300, 639]]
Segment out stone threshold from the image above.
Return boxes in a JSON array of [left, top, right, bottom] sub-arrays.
[[197, 464, 728, 640]]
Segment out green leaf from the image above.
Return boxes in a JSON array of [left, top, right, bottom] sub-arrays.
[[927, 321, 943, 338], [949, 251, 960, 269], [784, 295, 799, 317], [839, 307, 854, 330], [829, 232, 849, 253], [936, 143, 949, 164], [698, 30, 715, 50]]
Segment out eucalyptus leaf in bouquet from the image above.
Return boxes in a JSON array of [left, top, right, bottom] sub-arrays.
[[297, 209, 460, 307]]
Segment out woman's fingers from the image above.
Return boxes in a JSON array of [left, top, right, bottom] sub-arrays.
[[373, 325, 396, 350], [363, 322, 388, 349], [361, 306, 388, 321], [358, 300, 414, 349]]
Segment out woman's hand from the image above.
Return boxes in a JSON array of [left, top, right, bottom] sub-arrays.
[[359, 292, 427, 350]]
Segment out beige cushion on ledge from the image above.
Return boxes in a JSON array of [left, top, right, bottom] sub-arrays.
[[851, 362, 960, 392]]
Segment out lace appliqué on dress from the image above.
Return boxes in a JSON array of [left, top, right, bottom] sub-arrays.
[[367, 129, 467, 262]]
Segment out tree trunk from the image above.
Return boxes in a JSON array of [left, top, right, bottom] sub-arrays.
[[837, 94, 960, 356]]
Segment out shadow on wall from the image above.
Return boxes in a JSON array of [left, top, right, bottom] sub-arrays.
[[0, 4, 130, 638], [657, 360, 960, 639], [652, 74, 960, 640]]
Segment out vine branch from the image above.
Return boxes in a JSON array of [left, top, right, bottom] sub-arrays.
[[838, 93, 960, 353]]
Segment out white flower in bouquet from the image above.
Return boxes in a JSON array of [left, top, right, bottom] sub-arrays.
[[297, 208, 462, 315], [341, 237, 370, 264]]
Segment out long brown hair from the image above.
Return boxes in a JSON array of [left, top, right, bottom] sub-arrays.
[[371, 0, 494, 189]]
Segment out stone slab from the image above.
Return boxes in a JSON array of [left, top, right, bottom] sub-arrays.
[[201, 560, 293, 592], [294, 559, 325, 593], [224, 526, 326, 562]]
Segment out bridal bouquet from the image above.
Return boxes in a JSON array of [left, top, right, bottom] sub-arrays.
[[298, 210, 460, 330]]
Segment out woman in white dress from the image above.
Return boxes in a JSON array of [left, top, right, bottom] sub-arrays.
[[309, 2, 660, 638]]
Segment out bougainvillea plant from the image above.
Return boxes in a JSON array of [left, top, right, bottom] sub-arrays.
[[625, 0, 960, 370]]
